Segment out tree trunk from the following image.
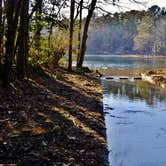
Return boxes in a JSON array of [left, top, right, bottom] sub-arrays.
[[17, 0, 29, 78], [0, 0, 2, 50], [48, 22, 53, 50], [76, 0, 83, 67], [68, 0, 75, 70], [0, 0, 5, 62], [48, 4, 55, 55], [77, 0, 97, 68], [2, 0, 22, 85], [33, 0, 43, 47], [3, 0, 16, 85]]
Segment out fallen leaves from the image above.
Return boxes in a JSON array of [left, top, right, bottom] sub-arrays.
[[0, 67, 108, 165]]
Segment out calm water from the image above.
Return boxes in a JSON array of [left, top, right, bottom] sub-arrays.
[[101, 79, 166, 166], [87, 54, 166, 165], [84, 55, 166, 69]]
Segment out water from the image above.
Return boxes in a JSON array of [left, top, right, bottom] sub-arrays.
[[101, 79, 166, 166], [84, 55, 166, 69]]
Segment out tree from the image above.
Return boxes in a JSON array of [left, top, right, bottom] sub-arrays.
[[152, 17, 166, 55], [68, 0, 75, 70], [76, 0, 83, 67], [133, 14, 153, 54], [77, 0, 97, 68], [0, 0, 4, 72], [16, 0, 29, 77], [148, 5, 161, 17], [0, 0, 2, 52], [33, 0, 43, 48], [3, 0, 21, 85]]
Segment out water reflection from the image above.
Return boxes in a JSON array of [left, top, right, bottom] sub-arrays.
[[102, 80, 166, 106], [101, 80, 166, 166]]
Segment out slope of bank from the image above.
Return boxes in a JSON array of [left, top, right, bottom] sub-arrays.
[[0, 67, 108, 165]]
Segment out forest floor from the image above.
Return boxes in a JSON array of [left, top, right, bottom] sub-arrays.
[[0, 67, 108, 166]]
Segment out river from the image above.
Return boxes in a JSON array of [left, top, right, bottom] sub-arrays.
[[84, 55, 166, 69], [101, 79, 166, 166], [85, 55, 166, 166]]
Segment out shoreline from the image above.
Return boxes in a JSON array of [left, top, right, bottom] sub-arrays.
[[86, 54, 166, 58], [98, 67, 166, 76], [97, 67, 166, 88]]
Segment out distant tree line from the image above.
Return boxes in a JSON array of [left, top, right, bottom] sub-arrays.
[[87, 5, 166, 56]]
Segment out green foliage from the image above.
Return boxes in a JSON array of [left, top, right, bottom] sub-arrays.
[[133, 14, 153, 53], [29, 29, 69, 67], [152, 17, 166, 55], [30, 19, 47, 33]]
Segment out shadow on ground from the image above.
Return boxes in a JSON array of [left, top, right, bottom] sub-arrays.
[[0, 67, 108, 166]]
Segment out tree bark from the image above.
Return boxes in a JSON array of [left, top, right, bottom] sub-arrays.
[[0, 0, 3, 59], [0, 0, 2, 49], [68, 0, 75, 70], [77, 0, 97, 68], [17, 0, 29, 78], [76, 0, 83, 67], [3, 0, 16, 85], [2, 0, 22, 85], [33, 0, 43, 47]]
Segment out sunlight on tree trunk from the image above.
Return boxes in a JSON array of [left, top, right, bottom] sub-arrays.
[[76, 0, 83, 67], [77, 0, 97, 68]]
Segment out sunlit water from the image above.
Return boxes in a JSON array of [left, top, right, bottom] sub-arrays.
[[101, 79, 166, 166], [84, 55, 166, 69]]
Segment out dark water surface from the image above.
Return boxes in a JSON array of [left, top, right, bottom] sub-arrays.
[[84, 55, 166, 69], [101, 79, 166, 166]]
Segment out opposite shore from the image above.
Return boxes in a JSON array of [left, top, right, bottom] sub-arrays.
[[86, 54, 166, 58], [99, 67, 166, 88]]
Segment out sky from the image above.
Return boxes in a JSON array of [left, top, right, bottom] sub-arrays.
[[63, 0, 166, 17], [98, 0, 166, 14]]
